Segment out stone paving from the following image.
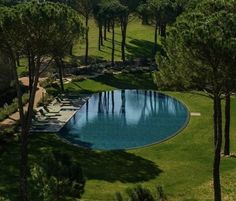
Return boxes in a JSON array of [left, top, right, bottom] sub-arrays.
[[30, 96, 90, 133]]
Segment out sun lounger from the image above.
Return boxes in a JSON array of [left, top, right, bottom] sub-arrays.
[[32, 119, 60, 124], [50, 99, 58, 106], [38, 108, 61, 117], [56, 97, 71, 105], [43, 106, 61, 113], [61, 106, 80, 111], [34, 114, 58, 121]]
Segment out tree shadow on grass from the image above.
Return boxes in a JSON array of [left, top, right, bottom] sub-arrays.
[[30, 134, 162, 183], [91, 73, 157, 91], [64, 73, 157, 96], [105, 38, 122, 46], [99, 49, 121, 58], [126, 39, 163, 59], [0, 134, 162, 200], [0, 141, 20, 200], [65, 82, 95, 95]]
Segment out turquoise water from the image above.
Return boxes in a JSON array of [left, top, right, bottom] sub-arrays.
[[59, 90, 189, 150]]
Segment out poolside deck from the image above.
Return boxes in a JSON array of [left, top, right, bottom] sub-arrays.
[[30, 95, 90, 133], [30, 110, 77, 133]]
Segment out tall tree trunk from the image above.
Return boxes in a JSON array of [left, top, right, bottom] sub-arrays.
[[100, 24, 103, 46], [69, 44, 73, 56], [121, 18, 127, 62], [98, 23, 103, 50], [27, 52, 35, 96], [20, 128, 28, 201], [59, 58, 64, 92], [27, 52, 32, 94], [224, 92, 231, 156], [21, 57, 40, 201], [141, 15, 149, 25], [13, 64, 27, 201], [10, 49, 41, 201], [154, 20, 158, 54], [214, 97, 218, 145], [104, 21, 107, 41], [108, 20, 110, 32], [98, 28, 101, 51], [160, 24, 166, 37], [85, 17, 89, 65], [111, 20, 115, 66], [213, 95, 222, 201], [10, 52, 27, 201], [16, 52, 20, 66], [55, 57, 64, 92]]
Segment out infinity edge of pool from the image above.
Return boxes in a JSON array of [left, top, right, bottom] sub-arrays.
[[57, 90, 190, 151]]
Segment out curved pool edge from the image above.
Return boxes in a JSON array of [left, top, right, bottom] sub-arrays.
[[56, 90, 191, 151], [125, 92, 191, 151]]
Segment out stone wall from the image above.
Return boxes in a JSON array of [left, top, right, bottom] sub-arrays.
[[63, 58, 157, 76]]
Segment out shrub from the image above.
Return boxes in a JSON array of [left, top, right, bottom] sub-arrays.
[[0, 197, 10, 201], [39, 76, 56, 89], [19, 70, 29, 77], [71, 75, 87, 82], [0, 94, 29, 121], [40, 76, 62, 96], [46, 87, 59, 96], [30, 151, 85, 201], [0, 124, 17, 151], [114, 185, 167, 201]]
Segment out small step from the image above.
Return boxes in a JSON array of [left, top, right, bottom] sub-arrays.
[[190, 112, 201, 116]]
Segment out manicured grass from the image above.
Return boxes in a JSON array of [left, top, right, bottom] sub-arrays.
[[64, 72, 157, 94], [70, 18, 160, 64], [17, 18, 159, 73], [0, 73, 236, 201]]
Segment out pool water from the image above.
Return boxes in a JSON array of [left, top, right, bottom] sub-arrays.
[[59, 90, 189, 150]]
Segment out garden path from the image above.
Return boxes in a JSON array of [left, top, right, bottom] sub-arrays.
[[0, 77, 45, 126]]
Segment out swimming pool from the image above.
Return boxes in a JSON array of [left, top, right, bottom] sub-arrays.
[[59, 90, 189, 150]]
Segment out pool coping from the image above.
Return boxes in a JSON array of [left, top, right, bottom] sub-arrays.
[[55, 90, 191, 151]]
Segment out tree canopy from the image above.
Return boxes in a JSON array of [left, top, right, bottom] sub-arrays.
[[156, 1, 236, 200], [0, 2, 84, 200], [157, 0, 236, 93]]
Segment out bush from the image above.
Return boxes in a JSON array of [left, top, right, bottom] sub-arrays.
[[40, 76, 62, 96], [0, 197, 10, 201], [0, 94, 29, 121], [46, 87, 60, 96], [39, 76, 56, 89], [114, 185, 167, 201], [0, 124, 18, 151], [19, 70, 29, 77], [71, 75, 86, 82], [30, 151, 85, 201]]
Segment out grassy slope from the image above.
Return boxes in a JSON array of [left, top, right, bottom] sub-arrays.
[[0, 73, 236, 201], [71, 18, 158, 64], [17, 18, 158, 74]]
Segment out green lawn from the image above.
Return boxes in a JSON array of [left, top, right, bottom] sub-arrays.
[[69, 18, 159, 64], [0, 73, 236, 201], [17, 18, 159, 74]]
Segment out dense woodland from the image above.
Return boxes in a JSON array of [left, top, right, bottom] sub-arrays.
[[0, 0, 235, 201]]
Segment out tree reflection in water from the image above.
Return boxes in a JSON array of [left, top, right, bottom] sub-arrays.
[[59, 90, 188, 150]]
